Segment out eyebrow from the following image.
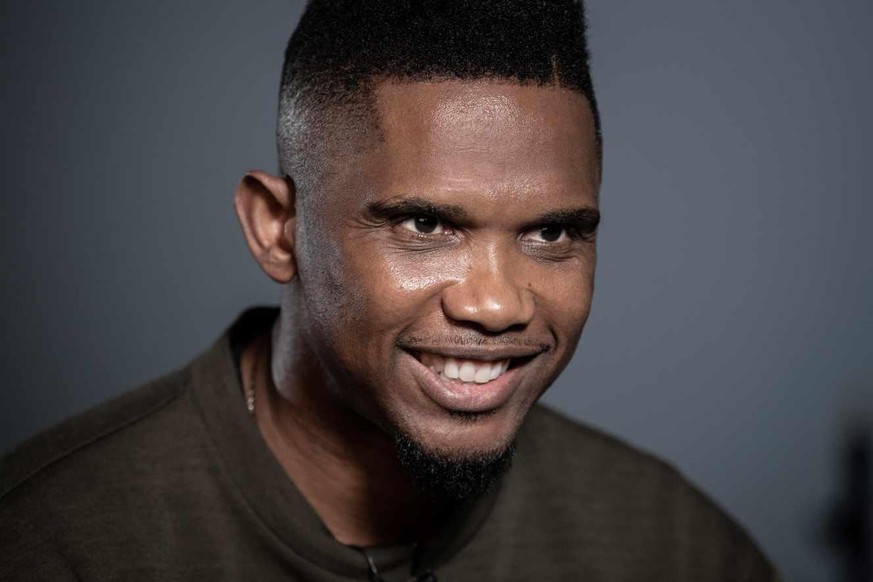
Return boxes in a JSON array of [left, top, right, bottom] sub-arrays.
[[365, 197, 472, 224], [529, 207, 601, 227], [365, 195, 600, 227]]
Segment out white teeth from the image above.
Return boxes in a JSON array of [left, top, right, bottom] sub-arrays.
[[420, 353, 445, 373], [444, 358, 460, 379], [459, 361, 476, 382], [419, 353, 512, 384], [474, 365, 491, 384]]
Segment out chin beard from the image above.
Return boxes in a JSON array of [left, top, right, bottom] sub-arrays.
[[394, 433, 516, 502]]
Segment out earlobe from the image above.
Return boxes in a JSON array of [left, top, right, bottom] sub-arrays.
[[233, 170, 297, 283]]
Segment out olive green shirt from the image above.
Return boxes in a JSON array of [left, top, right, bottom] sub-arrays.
[[1, 308, 778, 580]]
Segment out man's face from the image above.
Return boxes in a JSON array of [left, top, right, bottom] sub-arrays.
[[294, 80, 600, 460]]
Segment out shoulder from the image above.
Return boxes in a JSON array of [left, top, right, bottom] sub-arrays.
[[517, 404, 683, 486], [515, 404, 754, 537], [0, 307, 266, 497], [1, 366, 189, 501], [0, 366, 201, 575], [478, 404, 779, 580]]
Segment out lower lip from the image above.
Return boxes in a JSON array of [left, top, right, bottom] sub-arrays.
[[406, 352, 524, 413]]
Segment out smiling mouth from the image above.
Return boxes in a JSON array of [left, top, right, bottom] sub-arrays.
[[406, 349, 537, 414], [417, 352, 510, 384]]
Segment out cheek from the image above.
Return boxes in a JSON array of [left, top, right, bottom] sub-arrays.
[[533, 259, 596, 337], [302, 227, 467, 342], [296, 230, 359, 319], [343, 249, 466, 332], [381, 248, 470, 293]]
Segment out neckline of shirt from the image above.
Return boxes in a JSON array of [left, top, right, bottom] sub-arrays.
[[188, 306, 501, 578]]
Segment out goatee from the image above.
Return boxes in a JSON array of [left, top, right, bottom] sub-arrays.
[[394, 434, 516, 501]]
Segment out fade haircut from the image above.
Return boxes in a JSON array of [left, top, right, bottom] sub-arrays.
[[277, 0, 601, 200]]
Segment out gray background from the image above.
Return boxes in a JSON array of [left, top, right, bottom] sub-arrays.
[[2, 1, 871, 580]]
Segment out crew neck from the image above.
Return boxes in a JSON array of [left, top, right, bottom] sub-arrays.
[[188, 307, 501, 579]]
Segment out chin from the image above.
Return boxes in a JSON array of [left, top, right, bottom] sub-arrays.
[[382, 395, 533, 501], [392, 427, 517, 501]]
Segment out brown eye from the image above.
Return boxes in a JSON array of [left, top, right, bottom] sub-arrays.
[[523, 225, 568, 243], [539, 225, 564, 242], [400, 215, 444, 234]]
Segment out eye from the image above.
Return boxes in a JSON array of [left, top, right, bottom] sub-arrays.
[[399, 215, 446, 235], [523, 225, 569, 243]]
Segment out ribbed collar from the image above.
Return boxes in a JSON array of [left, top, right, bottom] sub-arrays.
[[188, 307, 501, 579]]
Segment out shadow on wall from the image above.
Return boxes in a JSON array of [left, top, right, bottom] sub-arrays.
[[823, 408, 872, 582]]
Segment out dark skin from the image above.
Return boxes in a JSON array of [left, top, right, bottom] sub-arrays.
[[234, 80, 601, 546]]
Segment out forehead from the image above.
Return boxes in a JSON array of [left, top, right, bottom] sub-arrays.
[[375, 81, 597, 177], [312, 79, 600, 218], [355, 80, 600, 203]]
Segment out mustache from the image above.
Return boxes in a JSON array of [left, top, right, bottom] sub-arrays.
[[396, 333, 551, 352]]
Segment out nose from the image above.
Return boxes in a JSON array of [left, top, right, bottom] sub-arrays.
[[441, 245, 535, 333]]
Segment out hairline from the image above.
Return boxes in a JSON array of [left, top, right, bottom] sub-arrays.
[[277, 74, 603, 199]]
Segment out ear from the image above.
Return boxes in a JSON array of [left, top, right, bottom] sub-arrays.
[[234, 170, 297, 283]]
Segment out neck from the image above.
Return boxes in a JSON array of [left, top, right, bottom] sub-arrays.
[[240, 309, 440, 547]]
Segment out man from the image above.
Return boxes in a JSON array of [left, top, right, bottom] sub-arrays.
[[0, 1, 778, 580]]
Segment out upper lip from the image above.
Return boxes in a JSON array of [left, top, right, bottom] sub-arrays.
[[404, 345, 547, 361]]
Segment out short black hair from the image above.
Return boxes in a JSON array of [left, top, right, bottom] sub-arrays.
[[277, 0, 601, 194]]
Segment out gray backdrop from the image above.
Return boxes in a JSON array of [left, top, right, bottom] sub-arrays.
[[2, 1, 871, 580]]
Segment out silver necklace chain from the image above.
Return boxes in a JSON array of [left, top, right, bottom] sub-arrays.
[[244, 339, 261, 416]]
